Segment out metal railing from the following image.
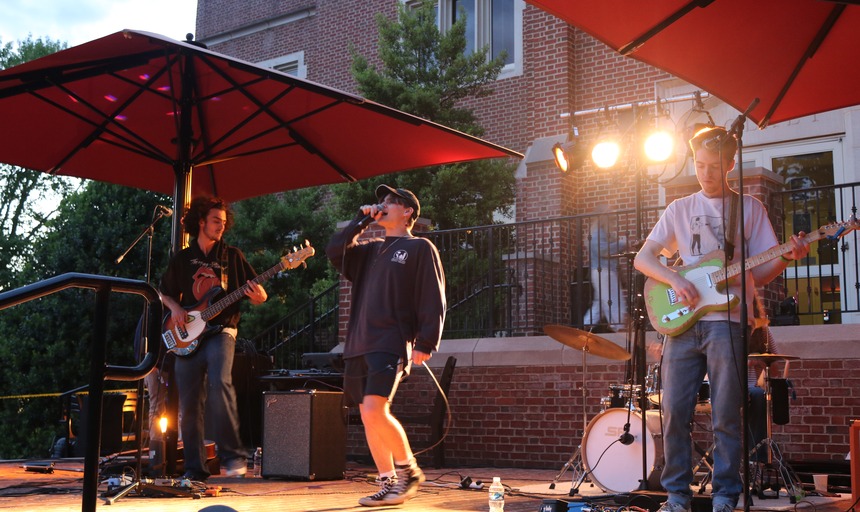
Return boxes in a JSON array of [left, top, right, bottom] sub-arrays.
[[776, 180, 859, 325], [427, 208, 664, 337], [0, 273, 161, 512], [256, 181, 859, 362], [425, 181, 859, 336], [252, 283, 340, 369]]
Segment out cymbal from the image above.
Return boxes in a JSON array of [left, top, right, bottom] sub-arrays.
[[748, 352, 800, 365], [543, 325, 631, 361]]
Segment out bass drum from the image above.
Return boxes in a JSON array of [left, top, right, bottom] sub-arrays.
[[582, 408, 662, 493]]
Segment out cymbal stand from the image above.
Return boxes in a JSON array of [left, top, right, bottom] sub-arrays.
[[748, 361, 803, 501], [548, 345, 591, 495]]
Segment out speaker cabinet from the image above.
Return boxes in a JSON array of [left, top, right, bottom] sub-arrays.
[[261, 390, 346, 480]]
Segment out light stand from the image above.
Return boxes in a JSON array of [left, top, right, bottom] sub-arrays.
[[554, 102, 674, 494]]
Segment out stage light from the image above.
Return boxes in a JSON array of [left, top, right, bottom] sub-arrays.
[[592, 140, 621, 169], [159, 416, 167, 434], [643, 129, 674, 162], [552, 140, 577, 172]]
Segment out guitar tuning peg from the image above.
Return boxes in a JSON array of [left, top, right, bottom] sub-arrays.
[[302, 261, 307, 268], [292, 246, 298, 252]]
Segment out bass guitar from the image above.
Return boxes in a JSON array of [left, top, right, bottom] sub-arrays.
[[644, 218, 858, 336], [162, 242, 314, 356]]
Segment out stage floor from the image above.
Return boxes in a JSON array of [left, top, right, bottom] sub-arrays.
[[0, 458, 853, 512]]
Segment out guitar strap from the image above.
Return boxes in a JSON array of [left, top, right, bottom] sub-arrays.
[[725, 191, 740, 260], [219, 241, 229, 291]]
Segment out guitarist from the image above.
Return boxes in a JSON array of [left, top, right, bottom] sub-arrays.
[[159, 196, 268, 481], [633, 126, 809, 512]]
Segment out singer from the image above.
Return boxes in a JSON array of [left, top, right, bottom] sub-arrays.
[[326, 185, 445, 507], [634, 127, 809, 512]]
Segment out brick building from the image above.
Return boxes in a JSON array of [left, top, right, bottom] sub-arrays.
[[194, 1, 859, 471]]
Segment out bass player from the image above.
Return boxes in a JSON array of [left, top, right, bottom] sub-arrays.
[[160, 196, 267, 481]]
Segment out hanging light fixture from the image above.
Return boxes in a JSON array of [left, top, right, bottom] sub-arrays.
[[552, 127, 581, 172], [643, 129, 674, 163], [591, 139, 622, 168]]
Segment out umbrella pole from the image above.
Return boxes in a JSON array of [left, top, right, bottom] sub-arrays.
[[163, 162, 192, 476]]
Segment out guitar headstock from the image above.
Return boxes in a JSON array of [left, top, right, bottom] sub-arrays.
[[281, 240, 315, 270], [819, 215, 859, 240]]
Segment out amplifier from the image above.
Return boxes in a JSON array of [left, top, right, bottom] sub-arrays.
[[261, 390, 346, 480]]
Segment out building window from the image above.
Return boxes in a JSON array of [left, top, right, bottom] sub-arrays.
[[410, 0, 522, 78], [255, 51, 307, 79]]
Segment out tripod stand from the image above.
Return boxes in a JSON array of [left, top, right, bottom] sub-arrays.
[[747, 353, 803, 501], [544, 325, 632, 495]]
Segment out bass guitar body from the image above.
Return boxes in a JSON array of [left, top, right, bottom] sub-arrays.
[[161, 287, 223, 357]]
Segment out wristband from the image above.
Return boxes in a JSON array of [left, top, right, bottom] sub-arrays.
[[780, 254, 793, 263]]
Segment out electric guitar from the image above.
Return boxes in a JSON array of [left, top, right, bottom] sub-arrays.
[[162, 242, 314, 356], [644, 218, 858, 336]]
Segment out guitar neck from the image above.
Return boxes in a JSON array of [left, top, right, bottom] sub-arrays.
[[712, 229, 828, 283], [201, 260, 283, 321]]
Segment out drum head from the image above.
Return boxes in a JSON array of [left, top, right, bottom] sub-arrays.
[[581, 408, 657, 493]]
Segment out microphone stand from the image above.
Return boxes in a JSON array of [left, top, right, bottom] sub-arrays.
[[108, 207, 192, 503], [725, 98, 758, 512], [115, 209, 170, 264]]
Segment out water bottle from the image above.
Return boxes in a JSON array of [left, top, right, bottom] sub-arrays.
[[489, 476, 504, 511], [252, 447, 263, 478]]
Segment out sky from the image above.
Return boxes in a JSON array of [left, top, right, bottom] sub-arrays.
[[1, 0, 198, 48]]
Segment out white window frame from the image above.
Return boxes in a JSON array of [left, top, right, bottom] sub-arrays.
[[256, 51, 307, 79], [405, 0, 523, 79], [744, 137, 858, 317]]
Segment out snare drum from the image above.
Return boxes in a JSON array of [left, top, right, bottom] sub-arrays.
[[581, 408, 663, 493]]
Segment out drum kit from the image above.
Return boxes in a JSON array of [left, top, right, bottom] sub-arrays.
[[544, 324, 660, 495], [544, 324, 801, 497]]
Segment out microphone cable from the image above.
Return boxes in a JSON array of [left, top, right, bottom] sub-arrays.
[[411, 360, 453, 459]]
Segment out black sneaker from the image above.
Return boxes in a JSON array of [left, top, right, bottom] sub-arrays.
[[358, 476, 396, 507], [382, 465, 425, 505]]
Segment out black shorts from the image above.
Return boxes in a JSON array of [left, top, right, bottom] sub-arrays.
[[343, 352, 405, 407]]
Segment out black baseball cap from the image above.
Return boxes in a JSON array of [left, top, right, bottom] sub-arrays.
[[376, 184, 420, 220]]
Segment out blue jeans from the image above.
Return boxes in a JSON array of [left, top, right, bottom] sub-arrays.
[[174, 330, 246, 477], [661, 321, 745, 510]]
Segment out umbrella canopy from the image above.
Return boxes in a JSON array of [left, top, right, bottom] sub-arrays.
[[524, 0, 859, 128], [0, 29, 520, 242]]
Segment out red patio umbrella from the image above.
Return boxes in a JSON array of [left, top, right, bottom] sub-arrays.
[[524, 0, 860, 128], [0, 30, 521, 247]]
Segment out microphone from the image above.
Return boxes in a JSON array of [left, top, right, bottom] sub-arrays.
[[157, 205, 173, 217], [619, 425, 635, 445], [357, 204, 384, 228]]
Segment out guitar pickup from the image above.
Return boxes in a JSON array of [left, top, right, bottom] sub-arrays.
[[666, 287, 679, 306], [662, 306, 692, 324], [162, 331, 177, 349]]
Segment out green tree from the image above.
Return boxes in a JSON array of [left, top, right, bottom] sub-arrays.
[[0, 182, 172, 458], [228, 189, 339, 338], [344, 0, 517, 229], [0, 35, 72, 291]]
